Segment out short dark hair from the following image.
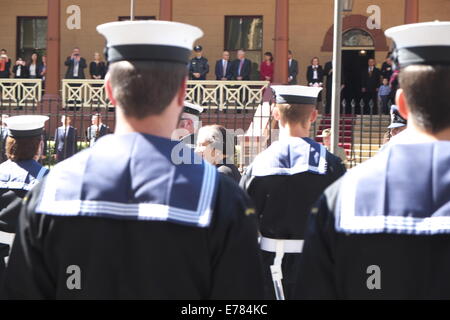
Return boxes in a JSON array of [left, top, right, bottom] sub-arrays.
[[6, 136, 41, 162], [108, 61, 187, 118], [400, 65, 450, 133], [264, 52, 273, 62], [277, 104, 315, 127], [288, 50, 293, 55]]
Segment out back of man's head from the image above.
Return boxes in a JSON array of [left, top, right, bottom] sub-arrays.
[[276, 103, 316, 128], [108, 60, 187, 118], [400, 65, 450, 134]]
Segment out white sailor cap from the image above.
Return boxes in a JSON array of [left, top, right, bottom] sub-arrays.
[[96, 21, 204, 64], [385, 21, 450, 68], [183, 101, 203, 116], [271, 85, 323, 105], [4, 115, 49, 138], [388, 105, 407, 129]]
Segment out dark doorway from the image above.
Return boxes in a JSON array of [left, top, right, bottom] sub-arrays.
[[342, 50, 375, 111]]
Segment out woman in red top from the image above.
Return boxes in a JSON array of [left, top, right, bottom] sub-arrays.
[[259, 52, 274, 82]]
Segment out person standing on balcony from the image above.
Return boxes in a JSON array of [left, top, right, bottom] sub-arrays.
[[381, 52, 394, 80], [86, 113, 109, 146], [64, 47, 87, 79], [89, 52, 107, 80], [40, 55, 47, 81], [361, 58, 381, 114], [214, 50, 232, 80], [260, 52, 274, 82], [189, 45, 209, 80], [27, 53, 43, 79], [307, 57, 324, 87], [231, 49, 251, 81], [54, 115, 77, 162], [0, 49, 11, 78], [288, 50, 299, 85], [296, 21, 450, 300], [240, 85, 346, 300], [307, 57, 324, 105], [12, 58, 29, 79]]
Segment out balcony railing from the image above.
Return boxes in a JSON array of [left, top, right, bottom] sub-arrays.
[[0, 79, 42, 106], [62, 79, 110, 108], [186, 80, 270, 109], [0, 79, 270, 109]]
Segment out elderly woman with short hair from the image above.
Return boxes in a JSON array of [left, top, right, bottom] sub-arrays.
[[195, 125, 241, 183]]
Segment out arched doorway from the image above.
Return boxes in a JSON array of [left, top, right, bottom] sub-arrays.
[[321, 15, 389, 110], [342, 28, 375, 105]]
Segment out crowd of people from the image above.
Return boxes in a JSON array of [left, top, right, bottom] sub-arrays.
[[1, 43, 400, 118], [0, 19, 447, 301], [0, 113, 110, 165], [0, 47, 108, 81]]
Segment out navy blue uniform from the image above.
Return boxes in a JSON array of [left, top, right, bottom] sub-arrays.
[[241, 137, 346, 299], [297, 139, 450, 299], [2, 133, 264, 299], [189, 56, 209, 80], [0, 159, 48, 281]]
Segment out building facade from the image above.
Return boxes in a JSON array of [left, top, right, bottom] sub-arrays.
[[1, 0, 449, 84]]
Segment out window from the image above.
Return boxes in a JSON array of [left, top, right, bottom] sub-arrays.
[[16, 17, 47, 61], [225, 16, 263, 80], [118, 16, 156, 21], [343, 29, 375, 48]]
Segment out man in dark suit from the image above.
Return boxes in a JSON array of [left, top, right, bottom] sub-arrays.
[[288, 50, 299, 85], [64, 47, 87, 79], [54, 115, 77, 162], [86, 113, 110, 146], [215, 51, 233, 80], [231, 50, 251, 80], [361, 58, 381, 114]]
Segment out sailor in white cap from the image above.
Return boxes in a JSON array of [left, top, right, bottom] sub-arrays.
[[177, 100, 203, 148], [0, 115, 49, 280], [2, 20, 264, 299], [297, 21, 450, 299], [240, 85, 346, 300], [388, 105, 407, 137]]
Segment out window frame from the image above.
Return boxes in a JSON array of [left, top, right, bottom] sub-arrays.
[[224, 15, 264, 52], [16, 16, 48, 61]]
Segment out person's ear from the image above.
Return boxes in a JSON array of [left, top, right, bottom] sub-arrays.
[[177, 77, 188, 108], [105, 75, 117, 106], [310, 108, 318, 123], [272, 105, 281, 121], [396, 89, 409, 120]]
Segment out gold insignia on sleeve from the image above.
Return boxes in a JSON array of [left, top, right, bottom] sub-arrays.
[[311, 207, 319, 215], [245, 208, 256, 216]]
